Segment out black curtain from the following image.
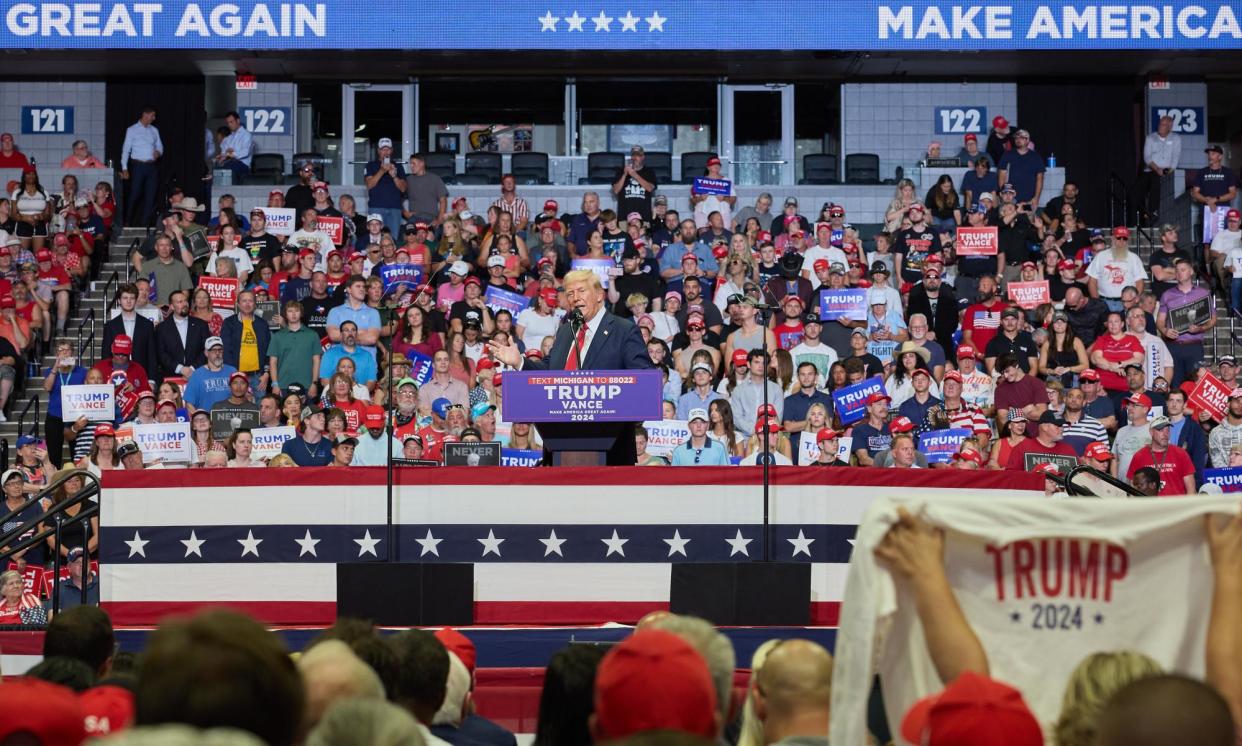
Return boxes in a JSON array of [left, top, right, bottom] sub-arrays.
[[105, 79, 207, 224], [1016, 82, 1140, 227]]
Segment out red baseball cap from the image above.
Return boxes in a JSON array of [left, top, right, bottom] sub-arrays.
[[1229, 209, 1241, 221], [364, 406, 385, 427], [712, 244, 729, 260], [79, 684, 135, 736], [816, 428, 839, 442], [955, 345, 975, 360], [732, 349, 749, 367], [706, 156, 721, 167], [37, 249, 54, 262], [268, 188, 283, 197], [0, 678, 86, 745], [1034, 462, 1063, 476], [924, 266, 942, 279], [464, 276, 482, 287], [889, 416, 916, 434], [1057, 258, 1076, 271], [229, 371, 249, 384], [992, 115, 1010, 129], [593, 629, 717, 741], [813, 258, 830, 273], [1084, 441, 1113, 461], [1021, 260, 1037, 269], [866, 392, 891, 406], [1080, 369, 1101, 382], [298, 248, 317, 259], [543, 199, 559, 211], [758, 403, 778, 418], [111, 335, 133, 355], [1126, 393, 1152, 408], [964, 133, 978, 142], [0, 295, 14, 310], [1230, 387, 1242, 400], [54, 232, 69, 247], [540, 287, 559, 307], [756, 230, 773, 244], [953, 448, 985, 467], [681, 252, 699, 264], [476, 358, 495, 371], [911, 368, 931, 379], [1112, 225, 1130, 239], [755, 418, 781, 434], [943, 370, 963, 383], [434, 627, 477, 674], [94, 423, 116, 438], [156, 398, 177, 410], [908, 203, 926, 214], [901, 672, 1041, 746], [312, 181, 329, 192], [525, 349, 543, 359], [493, 373, 503, 387]]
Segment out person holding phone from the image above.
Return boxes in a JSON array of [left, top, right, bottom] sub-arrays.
[[364, 137, 407, 238], [42, 340, 87, 467]]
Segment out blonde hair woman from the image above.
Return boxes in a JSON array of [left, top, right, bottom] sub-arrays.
[[1054, 651, 1163, 746]]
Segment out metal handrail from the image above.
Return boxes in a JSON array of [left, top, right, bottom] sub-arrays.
[[15, 394, 39, 438], [125, 237, 141, 284], [0, 468, 102, 614], [1107, 172, 1129, 231], [77, 308, 95, 363]]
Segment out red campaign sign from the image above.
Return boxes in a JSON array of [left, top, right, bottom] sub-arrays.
[[1007, 281, 1050, 310], [198, 276, 239, 310], [318, 216, 345, 246], [955, 226, 999, 256], [42, 560, 99, 597], [1190, 372, 1231, 422], [6, 562, 46, 597]]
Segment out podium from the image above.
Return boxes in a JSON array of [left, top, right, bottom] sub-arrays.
[[536, 421, 632, 466], [502, 369, 664, 467]]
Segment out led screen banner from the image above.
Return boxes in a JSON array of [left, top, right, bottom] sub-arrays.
[[5, 1, 1242, 49]]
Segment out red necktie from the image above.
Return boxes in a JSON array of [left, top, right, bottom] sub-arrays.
[[565, 326, 588, 370]]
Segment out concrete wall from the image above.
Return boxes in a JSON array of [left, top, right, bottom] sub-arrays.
[[237, 82, 297, 175], [0, 81, 107, 171], [842, 82, 1018, 181]]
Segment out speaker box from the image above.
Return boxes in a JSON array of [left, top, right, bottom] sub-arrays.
[[670, 563, 811, 626], [336, 563, 474, 626]]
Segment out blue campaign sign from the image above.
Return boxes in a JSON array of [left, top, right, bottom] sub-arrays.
[[1150, 106, 1204, 135], [239, 107, 291, 135], [501, 370, 664, 423], [21, 106, 73, 134], [934, 106, 987, 135], [379, 263, 424, 295], [501, 448, 543, 467], [484, 286, 531, 316], [406, 350, 433, 386], [692, 177, 731, 196], [831, 375, 886, 426], [819, 288, 867, 321], [1205, 467, 1242, 493], [917, 428, 971, 464], [6, 2, 1242, 50]]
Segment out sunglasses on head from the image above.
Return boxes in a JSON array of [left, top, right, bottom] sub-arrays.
[[445, 404, 465, 411]]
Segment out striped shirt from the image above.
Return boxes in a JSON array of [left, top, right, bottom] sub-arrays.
[[492, 195, 529, 227]]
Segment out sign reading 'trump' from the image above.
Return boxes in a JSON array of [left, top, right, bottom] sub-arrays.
[[502, 370, 663, 423]]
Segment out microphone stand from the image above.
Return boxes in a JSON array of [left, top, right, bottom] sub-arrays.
[[757, 283, 782, 564]]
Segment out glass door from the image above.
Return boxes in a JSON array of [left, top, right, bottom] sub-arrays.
[[720, 84, 794, 186], [341, 83, 416, 186]]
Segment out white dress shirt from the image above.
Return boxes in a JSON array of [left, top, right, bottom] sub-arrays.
[[220, 126, 254, 167], [1143, 131, 1182, 172], [574, 306, 607, 364]]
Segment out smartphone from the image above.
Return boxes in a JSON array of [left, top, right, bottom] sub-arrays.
[[383, 157, 391, 166]]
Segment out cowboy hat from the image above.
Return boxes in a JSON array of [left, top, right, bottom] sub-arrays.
[[172, 197, 206, 213], [895, 340, 932, 365]]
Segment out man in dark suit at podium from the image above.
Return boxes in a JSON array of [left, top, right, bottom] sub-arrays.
[[489, 269, 654, 464]]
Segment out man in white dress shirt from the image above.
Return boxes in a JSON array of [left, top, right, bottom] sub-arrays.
[[215, 111, 254, 183], [120, 106, 163, 227]]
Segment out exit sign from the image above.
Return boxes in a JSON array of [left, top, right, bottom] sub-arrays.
[[1149, 76, 1170, 90], [235, 75, 257, 91]]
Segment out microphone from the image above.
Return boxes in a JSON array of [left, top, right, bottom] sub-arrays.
[[567, 308, 585, 333]]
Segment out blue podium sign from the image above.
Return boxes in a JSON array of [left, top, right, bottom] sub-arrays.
[[501, 370, 664, 423]]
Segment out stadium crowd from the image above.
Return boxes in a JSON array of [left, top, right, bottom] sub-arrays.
[[0, 117, 1222, 498]]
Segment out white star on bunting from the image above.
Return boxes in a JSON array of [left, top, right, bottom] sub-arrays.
[[788, 529, 815, 558], [725, 529, 752, 557], [664, 529, 690, 557], [602, 529, 628, 557], [540, 529, 567, 557], [618, 10, 639, 31], [238, 530, 263, 558], [355, 530, 381, 558], [181, 530, 205, 558], [538, 11, 559, 31], [645, 10, 665, 31], [125, 531, 149, 558], [295, 530, 321, 558], [592, 10, 613, 31], [478, 529, 505, 557], [417, 529, 442, 557], [564, 10, 585, 31]]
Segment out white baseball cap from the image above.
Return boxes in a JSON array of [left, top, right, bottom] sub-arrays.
[[687, 408, 709, 423], [204, 336, 223, 350], [449, 261, 470, 276], [487, 255, 506, 268], [377, 138, 393, 149], [367, 213, 384, 224]]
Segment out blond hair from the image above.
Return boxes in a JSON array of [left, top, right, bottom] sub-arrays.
[[1054, 650, 1163, 746], [562, 268, 603, 293], [736, 639, 783, 746]]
